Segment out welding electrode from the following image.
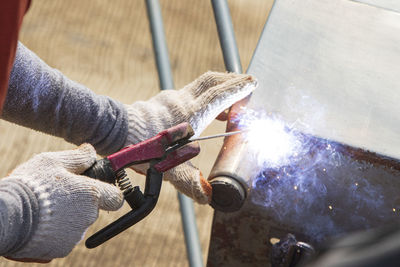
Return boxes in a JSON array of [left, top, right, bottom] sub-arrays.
[[190, 130, 245, 142]]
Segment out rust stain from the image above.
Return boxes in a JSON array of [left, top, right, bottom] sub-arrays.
[[209, 131, 400, 266]]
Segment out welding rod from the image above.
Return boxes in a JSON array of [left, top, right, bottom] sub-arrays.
[[190, 130, 246, 142]]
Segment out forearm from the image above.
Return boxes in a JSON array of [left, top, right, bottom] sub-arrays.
[[1, 42, 128, 155], [0, 179, 38, 256]]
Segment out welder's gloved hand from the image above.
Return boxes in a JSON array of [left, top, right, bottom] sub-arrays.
[[2, 144, 123, 262], [124, 71, 257, 204]]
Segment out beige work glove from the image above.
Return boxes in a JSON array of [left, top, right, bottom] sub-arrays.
[[124, 71, 257, 204], [3, 144, 123, 262]]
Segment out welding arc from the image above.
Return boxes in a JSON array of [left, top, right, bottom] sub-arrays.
[[190, 130, 246, 142]]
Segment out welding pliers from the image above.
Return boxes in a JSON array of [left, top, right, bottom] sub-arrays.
[[83, 122, 200, 248]]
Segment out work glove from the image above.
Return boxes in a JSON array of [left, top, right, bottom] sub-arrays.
[[124, 71, 257, 204], [3, 44, 256, 204], [2, 144, 123, 262]]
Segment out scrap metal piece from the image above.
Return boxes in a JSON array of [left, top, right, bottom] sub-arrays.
[[271, 234, 315, 267]]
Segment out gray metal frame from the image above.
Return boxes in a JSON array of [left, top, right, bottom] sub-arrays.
[[211, 0, 243, 74], [145, 0, 243, 266], [145, 1, 203, 267]]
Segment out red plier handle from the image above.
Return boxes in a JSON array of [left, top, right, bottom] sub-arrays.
[[84, 122, 200, 183], [109, 122, 199, 172], [83, 122, 200, 248]]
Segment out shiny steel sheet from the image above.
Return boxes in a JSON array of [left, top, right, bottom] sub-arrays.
[[208, 0, 400, 266]]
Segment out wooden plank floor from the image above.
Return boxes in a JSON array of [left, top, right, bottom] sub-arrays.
[[0, 0, 272, 266]]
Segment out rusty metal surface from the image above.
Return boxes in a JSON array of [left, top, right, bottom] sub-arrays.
[[208, 136, 400, 266], [208, 0, 400, 266]]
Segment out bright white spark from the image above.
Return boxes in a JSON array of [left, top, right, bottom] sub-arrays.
[[240, 112, 302, 168]]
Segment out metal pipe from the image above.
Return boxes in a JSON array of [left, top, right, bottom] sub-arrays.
[[209, 0, 249, 212], [177, 194, 203, 267], [211, 0, 243, 73], [145, 1, 203, 266], [145, 0, 174, 90]]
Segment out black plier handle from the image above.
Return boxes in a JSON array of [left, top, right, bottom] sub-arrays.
[[83, 123, 200, 248]]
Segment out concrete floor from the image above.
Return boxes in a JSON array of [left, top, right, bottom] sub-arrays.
[[0, 0, 272, 266]]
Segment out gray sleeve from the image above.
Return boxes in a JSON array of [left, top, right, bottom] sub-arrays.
[[0, 179, 39, 256], [1, 42, 128, 155]]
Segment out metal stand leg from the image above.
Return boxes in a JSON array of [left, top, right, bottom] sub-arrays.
[[145, 1, 203, 266], [211, 0, 243, 73]]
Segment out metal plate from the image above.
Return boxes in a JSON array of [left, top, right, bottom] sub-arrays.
[[247, 0, 400, 159], [208, 0, 400, 266], [352, 0, 400, 12]]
